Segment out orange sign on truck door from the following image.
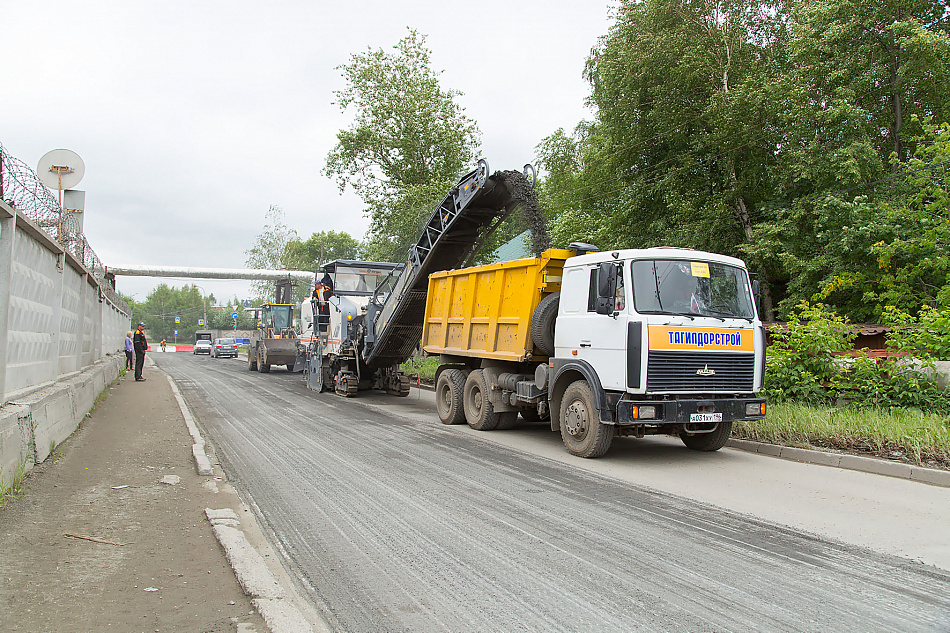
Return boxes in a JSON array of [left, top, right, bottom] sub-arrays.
[[648, 326, 754, 352]]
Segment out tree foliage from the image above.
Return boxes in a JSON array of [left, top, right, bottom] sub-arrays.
[[128, 284, 261, 341], [285, 230, 363, 270], [245, 204, 300, 301], [540, 0, 788, 317], [325, 29, 480, 262], [536, 0, 950, 322]]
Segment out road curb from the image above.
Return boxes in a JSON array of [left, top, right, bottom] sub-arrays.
[[165, 368, 318, 633], [207, 510, 314, 633], [726, 438, 950, 488], [166, 375, 214, 475]]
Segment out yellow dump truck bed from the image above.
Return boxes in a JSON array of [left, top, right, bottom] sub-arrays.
[[422, 249, 573, 362]]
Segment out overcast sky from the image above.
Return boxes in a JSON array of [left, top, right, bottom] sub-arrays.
[[4, 0, 616, 304]]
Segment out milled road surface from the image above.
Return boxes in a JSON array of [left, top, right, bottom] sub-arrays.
[[155, 353, 950, 632]]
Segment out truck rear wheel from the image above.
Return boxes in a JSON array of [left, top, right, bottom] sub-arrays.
[[530, 291, 560, 356], [463, 370, 501, 431], [681, 421, 733, 451], [436, 369, 466, 425], [559, 380, 612, 458]]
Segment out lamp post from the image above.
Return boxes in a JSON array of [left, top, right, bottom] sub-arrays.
[[193, 285, 208, 330]]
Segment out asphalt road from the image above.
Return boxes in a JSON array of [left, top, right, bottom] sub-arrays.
[[155, 352, 950, 632]]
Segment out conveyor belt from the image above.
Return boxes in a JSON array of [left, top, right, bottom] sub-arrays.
[[363, 161, 529, 369]]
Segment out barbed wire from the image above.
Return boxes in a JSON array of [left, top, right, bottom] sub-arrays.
[[0, 142, 129, 314]]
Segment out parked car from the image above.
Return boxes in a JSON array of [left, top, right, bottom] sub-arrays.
[[194, 340, 213, 355], [213, 337, 238, 358]]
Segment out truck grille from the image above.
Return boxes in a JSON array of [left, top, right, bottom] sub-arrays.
[[647, 351, 755, 392]]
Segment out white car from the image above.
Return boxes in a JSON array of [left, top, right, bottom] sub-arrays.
[[194, 340, 213, 355]]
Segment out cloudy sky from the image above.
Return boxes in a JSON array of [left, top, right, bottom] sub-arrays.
[[4, 0, 616, 303]]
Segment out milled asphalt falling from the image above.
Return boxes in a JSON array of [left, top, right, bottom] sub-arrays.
[[155, 353, 950, 633]]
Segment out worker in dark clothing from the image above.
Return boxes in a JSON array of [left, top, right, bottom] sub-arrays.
[[133, 322, 148, 381], [312, 277, 332, 335]]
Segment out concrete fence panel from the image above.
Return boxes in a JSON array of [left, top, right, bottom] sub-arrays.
[[6, 224, 60, 394], [1, 199, 131, 489]]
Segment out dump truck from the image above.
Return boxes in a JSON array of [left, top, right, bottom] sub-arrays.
[[421, 245, 767, 458], [299, 159, 540, 397]]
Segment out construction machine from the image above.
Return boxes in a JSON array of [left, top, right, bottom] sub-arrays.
[[299, 160, 538, 396], [248, 278, 299, 373]]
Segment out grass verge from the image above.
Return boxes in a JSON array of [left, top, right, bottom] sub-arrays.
[[0, 460, 29, 507], [399, 356, 439, 384], [735, 403, 950, 470]]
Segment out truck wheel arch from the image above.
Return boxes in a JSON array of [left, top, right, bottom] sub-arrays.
[[549, 360, 610, 431], [433, 362, 469, 386]]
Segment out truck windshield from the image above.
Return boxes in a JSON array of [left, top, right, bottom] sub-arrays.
[[631, 259, 755, 320], [333, 266, 399, 295], [269, 306, 293, 330]]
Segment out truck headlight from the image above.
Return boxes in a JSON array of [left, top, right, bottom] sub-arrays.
[[746, 402, 766, 416], [637, 405, 656, 419]]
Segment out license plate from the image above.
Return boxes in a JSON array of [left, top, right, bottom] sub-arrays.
[[690, 412, 723, 423]]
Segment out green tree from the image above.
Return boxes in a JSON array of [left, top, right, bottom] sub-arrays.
[[749, 0, 950, 319], [206, 296, 258, 331], [538, 0, 787, 318], [245, 204, 301, 301], [136, 284, 217, 341], [325, 29, 481, 262], [538, 0, 950, 322], [285, 230, 363, 271], [871, 121, 950, 310], [785, 0, 950, 173]]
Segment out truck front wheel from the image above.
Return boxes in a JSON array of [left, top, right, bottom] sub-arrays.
[[559, 381, 612, 458], [463, 370, 501, 431], [436, 369, 466, 425], [248, 349, 258, 371], [681, 421, 733, 451]]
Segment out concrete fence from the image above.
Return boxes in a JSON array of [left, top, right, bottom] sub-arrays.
[[0, 199, 130, 488]]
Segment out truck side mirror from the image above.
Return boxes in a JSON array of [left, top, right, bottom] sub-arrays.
[[596, 262, 618, 315], [751, 278, 761, 311]]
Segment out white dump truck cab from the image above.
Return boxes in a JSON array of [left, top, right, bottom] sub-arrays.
[[547, 247, 766, 457]]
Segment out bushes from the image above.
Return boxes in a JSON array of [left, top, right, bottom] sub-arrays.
[[764, 303, 854, 405], [765, 302, 950, 412]]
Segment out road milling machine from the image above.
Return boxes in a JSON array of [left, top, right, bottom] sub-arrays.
[[298, 160, 537, 396]]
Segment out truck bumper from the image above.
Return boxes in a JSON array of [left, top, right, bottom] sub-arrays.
[[615, 397, 766, 425]]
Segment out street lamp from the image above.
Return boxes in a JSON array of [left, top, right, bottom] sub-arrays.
[[192, 284, 208, 330]]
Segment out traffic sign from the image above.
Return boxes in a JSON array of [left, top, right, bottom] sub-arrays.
[[174, 330, 178, 336], [175, 317, 180, 324], [231, 312, 239, 319], [198, 319, 204, 326]]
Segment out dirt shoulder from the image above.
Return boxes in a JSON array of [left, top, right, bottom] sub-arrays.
[[0, 368, 265, 632]]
